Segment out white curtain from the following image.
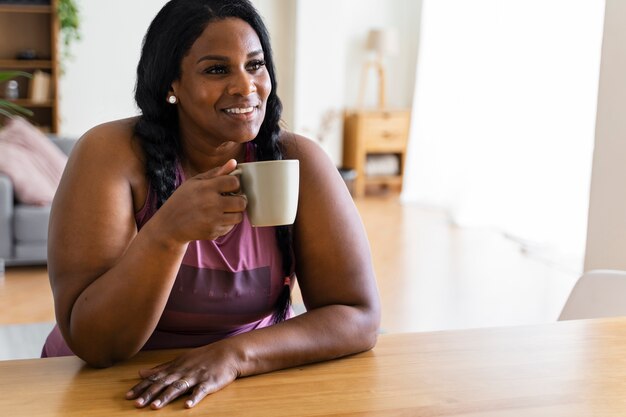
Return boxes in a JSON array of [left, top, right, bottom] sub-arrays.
[[402, 0, 605, 267]]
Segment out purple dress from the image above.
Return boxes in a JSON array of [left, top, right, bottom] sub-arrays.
[[42, 146, 292, 357]]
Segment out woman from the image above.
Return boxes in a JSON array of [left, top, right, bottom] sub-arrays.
[[43, 0, 380, 410]]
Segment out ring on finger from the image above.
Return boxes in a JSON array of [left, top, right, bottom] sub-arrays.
[[173, 379, 191, 392]]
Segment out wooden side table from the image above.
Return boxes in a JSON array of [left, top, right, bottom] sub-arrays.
[[342, 109, 411, 197]]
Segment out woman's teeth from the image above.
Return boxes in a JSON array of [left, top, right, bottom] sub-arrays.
[[225, 107, 254, 114]]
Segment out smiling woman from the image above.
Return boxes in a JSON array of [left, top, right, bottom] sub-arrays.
[[40, 0, 380, 411]]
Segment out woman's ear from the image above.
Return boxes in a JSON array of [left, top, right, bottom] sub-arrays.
[[170, 79, 179, 97]]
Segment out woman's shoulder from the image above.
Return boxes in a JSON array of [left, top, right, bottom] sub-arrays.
[[68, 117, 145, 184], [78, 117, 139, 148], [66, 117, 148, 211], [72, 117, 144, 166], [278, 130, 345, 192], [279, 131, 326, 162]]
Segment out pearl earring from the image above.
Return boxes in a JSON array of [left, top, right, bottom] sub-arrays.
[[167, 95, 177, 104]]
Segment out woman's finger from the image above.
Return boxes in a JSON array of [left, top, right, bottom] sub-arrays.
[[130, 373, 180, 408], [222, 194, 247, 213], [194, 159, 238, 180], [185, 376, 234, 409], [185, 381, 214, 408], [126, 372, 180, 407], [125, 378, 153, 400], [150, 377, 194, 409], [125, 369, 169, 400]]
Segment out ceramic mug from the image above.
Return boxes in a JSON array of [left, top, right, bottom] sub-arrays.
[[230, 160, 299, 227]]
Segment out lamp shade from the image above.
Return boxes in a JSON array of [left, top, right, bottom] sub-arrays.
[[366, 28, 399, 56]]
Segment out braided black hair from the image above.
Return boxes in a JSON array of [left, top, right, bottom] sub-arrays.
[[134, 0, 293, 323]]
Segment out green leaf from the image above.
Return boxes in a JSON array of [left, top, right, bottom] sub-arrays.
[[0, 108, 14, 119], [0, 71, 32, 83], [0, 99, 34, 117], [57, 0, 81, 63]]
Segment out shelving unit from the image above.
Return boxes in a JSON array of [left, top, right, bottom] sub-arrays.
[[342, 109, 411, 198], [0, 0, 59, 133]]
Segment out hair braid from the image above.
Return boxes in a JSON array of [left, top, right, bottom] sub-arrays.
[[134, 118, 179, 208]]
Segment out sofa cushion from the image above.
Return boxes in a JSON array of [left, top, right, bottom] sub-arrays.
[[14, 242, 47, 264], [14, 204, 51, 242], [0, 117, 67, 205]]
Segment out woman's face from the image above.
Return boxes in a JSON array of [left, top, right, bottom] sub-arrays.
[[171, 17, 271, 146]]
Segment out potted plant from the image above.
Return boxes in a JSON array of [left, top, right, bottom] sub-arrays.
[[57, 0, 80, 61]]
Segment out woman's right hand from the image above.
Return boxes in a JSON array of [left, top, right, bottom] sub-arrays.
[[155, 159, 247, 243]]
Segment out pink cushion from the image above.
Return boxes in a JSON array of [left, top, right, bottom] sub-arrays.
[[0, 118, 67, 205]]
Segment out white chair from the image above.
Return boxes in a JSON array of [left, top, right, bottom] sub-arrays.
[[558, 269, 626, 321]]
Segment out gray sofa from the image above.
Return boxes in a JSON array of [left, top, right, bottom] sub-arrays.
[[0, 136, 76, 266]]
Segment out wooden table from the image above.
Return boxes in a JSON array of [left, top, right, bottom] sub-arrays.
[[3, 317, 626, 416]]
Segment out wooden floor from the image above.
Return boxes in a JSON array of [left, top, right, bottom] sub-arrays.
[[0, 194, 581, 359]]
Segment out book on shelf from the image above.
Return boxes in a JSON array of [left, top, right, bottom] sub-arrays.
[[28, 69, 51, 103]]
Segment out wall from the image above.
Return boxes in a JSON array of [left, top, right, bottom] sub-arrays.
[[252, 0, 297, 130], [292, 0, 421, 164], [59, 0, 168, 137], [59, 0, 422, 166], [584, 0, 626, 271]]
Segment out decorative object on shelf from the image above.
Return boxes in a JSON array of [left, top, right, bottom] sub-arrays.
[[28, 70, 51, 103], [5, 80, 18, 99], [16, 49, 38, 60], [57, 0, 80, 62], [357, 28, 399, 110], [0, 71, 33, 122], [365, 154, 399, 177]]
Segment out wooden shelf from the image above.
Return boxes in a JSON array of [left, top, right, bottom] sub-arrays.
[[0, 59, 53, 69], [7, 99, 53, 107], [0, 0, 58, 132], [0, 5, 52, 14]]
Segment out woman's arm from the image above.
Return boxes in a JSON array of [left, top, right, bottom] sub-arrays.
[[49, 120, 246, 367], [129, 135, 381, 409], [220, 134, 381, 371]]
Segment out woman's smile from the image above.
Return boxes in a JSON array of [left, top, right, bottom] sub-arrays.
[[222, 104, 260, 121]]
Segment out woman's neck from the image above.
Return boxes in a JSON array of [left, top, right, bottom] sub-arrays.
[[180, 140, 246, 178]]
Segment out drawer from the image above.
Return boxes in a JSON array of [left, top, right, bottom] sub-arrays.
[[361, 113, 409, 151]]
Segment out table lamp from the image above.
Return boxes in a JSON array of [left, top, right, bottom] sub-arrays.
[[358, 28, 399, 109]]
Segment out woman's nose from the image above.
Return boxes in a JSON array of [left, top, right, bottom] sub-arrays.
[[228, 71, 257, 96]]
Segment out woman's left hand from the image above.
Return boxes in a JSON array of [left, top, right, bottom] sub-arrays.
[[125, 343, 239, 409]]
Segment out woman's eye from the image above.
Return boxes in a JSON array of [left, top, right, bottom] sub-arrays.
[[247, 60, 266, 71], [205, 65, 228, 75]]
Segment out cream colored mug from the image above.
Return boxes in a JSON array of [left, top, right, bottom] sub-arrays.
[[230, 160, 299, 227]]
